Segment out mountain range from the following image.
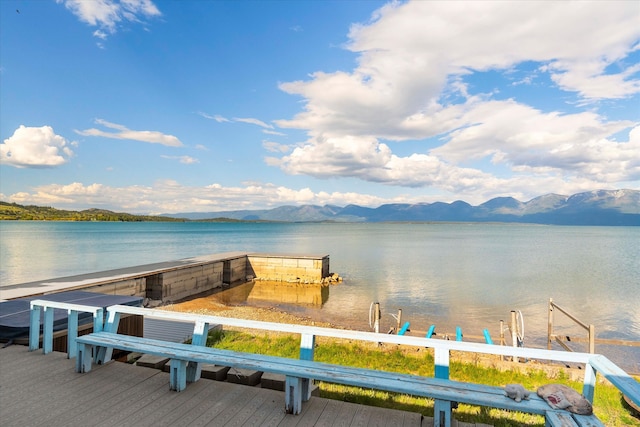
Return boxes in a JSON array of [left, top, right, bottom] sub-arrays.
[[169, 189, 640, 226]]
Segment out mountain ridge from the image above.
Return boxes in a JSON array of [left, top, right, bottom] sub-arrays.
[[169, 189, 640, 225]]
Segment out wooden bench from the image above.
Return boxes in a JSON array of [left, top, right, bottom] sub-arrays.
[[75, 330, 604, 427]]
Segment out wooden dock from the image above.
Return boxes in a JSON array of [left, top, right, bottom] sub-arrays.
[[0, 344, 428, 426]]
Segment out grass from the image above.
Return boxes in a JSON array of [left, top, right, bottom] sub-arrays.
[[206, 329, 640, 427]]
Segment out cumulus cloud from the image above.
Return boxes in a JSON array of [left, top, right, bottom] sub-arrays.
[[76, 119, 183, 147], [1, 125, 75, 168], [269, 1, 640, 199], [57, 0, 161, 41]]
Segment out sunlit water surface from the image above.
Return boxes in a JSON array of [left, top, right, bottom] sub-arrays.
[[1, 221, 638, 371]]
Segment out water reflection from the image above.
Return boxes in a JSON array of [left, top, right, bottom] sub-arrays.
[[209, 280, 329, 307]]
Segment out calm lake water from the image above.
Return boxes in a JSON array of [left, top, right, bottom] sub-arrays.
[[1, 221, 638, 371]]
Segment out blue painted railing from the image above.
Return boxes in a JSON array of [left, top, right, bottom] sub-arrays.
[[29, 299, 104, 358]]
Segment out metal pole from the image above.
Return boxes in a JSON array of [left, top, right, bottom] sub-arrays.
[[396, 309, 402, 333], [547, 298, 553, 350], [511, 310, 518, 362], [374, 303, 380, 334], [589, 324, 595, 354], [499, 320, 504, 361]]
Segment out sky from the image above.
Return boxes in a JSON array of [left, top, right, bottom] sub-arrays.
[[1, 0, 639, 215]]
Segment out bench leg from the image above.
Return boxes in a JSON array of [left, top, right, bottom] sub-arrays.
[[76, 342, 93, 373], [285, 376, 303, 415], [433, 399, 452, 427], [186, 361, 202, 383], [301, 378, 312, 402], [170, 359, 188, 392]]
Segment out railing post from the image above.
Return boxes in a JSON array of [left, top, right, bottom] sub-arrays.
[[300, 333, 316, 402], [373, 303, 380, 334], [97, 310, 121, 363], [583, 361, 597, 403], [547, 298, 553, 350], [67, 310, 79, 359], [588, 324, 595, 354], [510, 310, 518, 362], [434, 347, 449, 379], [42, 306, 55, 354], [29, 303, 41, 351], [93, 308, 104, 333], [396, 309, 402, 333], [187, 320, 210, 382], [434, 347, 452, 427]]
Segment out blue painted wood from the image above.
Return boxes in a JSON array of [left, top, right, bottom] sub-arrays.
[[97, 309, 121, 364], [456, 326, 462, 341], [398, 322, 410, 335], [588, 354, 640, 408], [433, 399, 452, 427], [572, 413, 605, 427], [28, 300, 105, 357], [29, 305, 40, 351], [546, 410, 577, 427], [67, 311, 79, 359], [285, 375, 303, 414], [186, 320, 209, 382], [483, 328, 493, 345], [169, 359, 188, 391], [43, 306, 54, 354], [434, 347, 449, 379], [426, 324, 436, 338], [299, 333, 315, 402]]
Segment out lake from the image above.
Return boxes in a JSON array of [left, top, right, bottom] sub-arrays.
[[1, 221, 638, 371]]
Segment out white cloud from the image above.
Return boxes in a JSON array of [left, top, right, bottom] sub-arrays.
[[0, 125, 74, 168], [161, 155, 199, 164], [270, 1, 640, 199], [233, 117, 274, 129], [76, 119, 183, 147], [57, 0, 161, 40]]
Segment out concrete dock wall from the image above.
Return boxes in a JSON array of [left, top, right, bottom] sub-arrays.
[[247, 254, 329, 283], [5, 252, 333, 303]]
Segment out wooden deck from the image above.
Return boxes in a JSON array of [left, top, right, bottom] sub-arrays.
[[0, 344, 426, 426]]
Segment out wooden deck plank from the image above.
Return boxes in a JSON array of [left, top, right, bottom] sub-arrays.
[[201, 386, 263, 426], [277, 396, 329, 427], [17, 359, 163, 425], [350, 403, 374, 427], [0, 345, 425, 427], [314, 399, 354, 427], [53, 366, 170, 426], [180, 380, 253, 426]]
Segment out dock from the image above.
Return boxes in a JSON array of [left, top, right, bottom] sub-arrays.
[[0, 344, 429, 427]]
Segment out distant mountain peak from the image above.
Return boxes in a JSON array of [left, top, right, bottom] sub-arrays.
[[167, 189, 639, 225]]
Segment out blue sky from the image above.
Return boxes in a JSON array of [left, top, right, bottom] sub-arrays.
[[1, 0, 639, 214]]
